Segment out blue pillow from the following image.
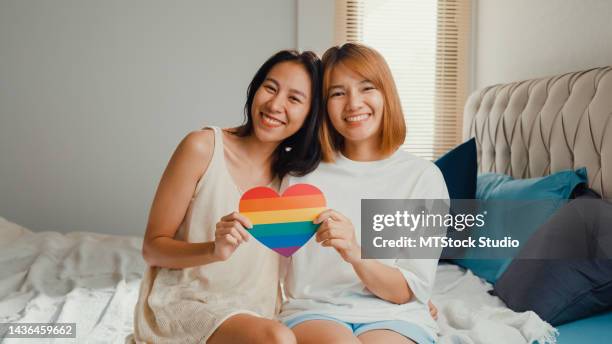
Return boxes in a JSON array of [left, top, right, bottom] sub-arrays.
[[493, 188, 612, 325], [434, 138, 477, 199], [477, 168, 587, 200], [434, 139, 478, 259], [452, 168, 587, 283]]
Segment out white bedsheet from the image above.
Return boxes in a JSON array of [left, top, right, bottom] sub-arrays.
[[432, 264, 557, 344], [0, 217, 144, 343], [0, 217, 556, 343]]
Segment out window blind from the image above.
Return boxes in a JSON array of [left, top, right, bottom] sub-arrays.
[[335, 0, 471, 160]]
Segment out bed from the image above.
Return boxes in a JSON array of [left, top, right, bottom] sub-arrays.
[[0, 217, 144, 343], [461, 66, 612, 343], [0, 216, 559, 344], [1, 67, 610, 343]]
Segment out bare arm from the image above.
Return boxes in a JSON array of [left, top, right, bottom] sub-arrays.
[[315, 210, 441, 311], [142, 130, 248, 269], [315, 209, 412, 304], [350, 258, 413, 304]]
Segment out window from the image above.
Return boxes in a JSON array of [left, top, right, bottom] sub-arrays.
[[335, 0, 471, 160]]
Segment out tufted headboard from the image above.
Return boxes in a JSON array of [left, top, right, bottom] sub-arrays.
[[462, 67, 612, 198]]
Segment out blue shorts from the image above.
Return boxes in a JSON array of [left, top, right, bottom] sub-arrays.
[[283, 314, 435, 344]]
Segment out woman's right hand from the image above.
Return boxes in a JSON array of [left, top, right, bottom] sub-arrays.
[[213, 212, 253, 261]]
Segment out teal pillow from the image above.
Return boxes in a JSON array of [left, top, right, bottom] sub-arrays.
[[452, 168, 587, 283], [477, 168, 587, 200]]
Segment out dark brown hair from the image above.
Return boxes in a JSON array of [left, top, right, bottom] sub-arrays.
[[234, 50, 323, 177]]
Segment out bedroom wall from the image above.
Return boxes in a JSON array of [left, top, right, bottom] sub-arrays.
[[296, 0, 335, 55], [473, 0, 612, 90], [0, 0, 297, 236]]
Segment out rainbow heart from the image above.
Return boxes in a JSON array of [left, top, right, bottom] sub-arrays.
[[239, 183, 326, 257]]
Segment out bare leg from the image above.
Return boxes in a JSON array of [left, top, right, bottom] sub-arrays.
[[208, 313, 296, 344], [358, 329, 416, 344], [292, 320, 360, 344]]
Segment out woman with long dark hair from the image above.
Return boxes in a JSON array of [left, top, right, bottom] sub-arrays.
[[131, 50, 322, 344]]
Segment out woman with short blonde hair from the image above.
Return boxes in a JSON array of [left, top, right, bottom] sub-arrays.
[[319, 43, 406, 162], [280, 43, 447, 344]]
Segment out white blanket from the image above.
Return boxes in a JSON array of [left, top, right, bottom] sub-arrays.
[[432, 264, 558, 344], [0, 217, 557, 343], [0, 217, 144, 343]]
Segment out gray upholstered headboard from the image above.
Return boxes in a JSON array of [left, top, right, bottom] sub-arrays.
[[462, 67, 612, 198]]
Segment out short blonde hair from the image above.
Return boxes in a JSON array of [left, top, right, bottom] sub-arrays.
[[320, 43, 406, 162]]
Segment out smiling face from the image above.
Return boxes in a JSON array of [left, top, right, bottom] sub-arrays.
[[250, 61, 312, 143], [318, 43, 406, 162], [326, 62, 384, 147]]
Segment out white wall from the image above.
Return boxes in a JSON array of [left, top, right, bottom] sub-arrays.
[[5, 0, 610, 236], [0, 0, 297, 236], [297, 0, 335, 55], [474, 0, 612, 90]]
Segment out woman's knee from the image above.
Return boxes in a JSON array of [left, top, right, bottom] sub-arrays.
[[292, 320, 360, 344], [258, 321, 296, 344]]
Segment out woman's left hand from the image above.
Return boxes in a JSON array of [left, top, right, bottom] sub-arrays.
[[314, 209, 361, 264], [428, 300, 438, 320]]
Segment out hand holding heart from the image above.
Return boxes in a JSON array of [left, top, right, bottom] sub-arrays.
[[314, 209, 361, 264], [213, 212, 252, 261], [238, 184, 326, 257]]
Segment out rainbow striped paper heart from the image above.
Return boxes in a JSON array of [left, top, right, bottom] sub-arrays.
[[239, 183, 326, 257]]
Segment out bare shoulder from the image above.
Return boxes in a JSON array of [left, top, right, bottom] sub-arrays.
[[142, 129, 217, 257], [181, 129, 215, 154], [171, 129, 216, 179]]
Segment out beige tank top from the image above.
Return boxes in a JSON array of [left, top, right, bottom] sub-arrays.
[[131, 126, 281, 344]]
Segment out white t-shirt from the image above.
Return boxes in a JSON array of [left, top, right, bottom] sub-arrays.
[[279, 149, 449, 339]]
